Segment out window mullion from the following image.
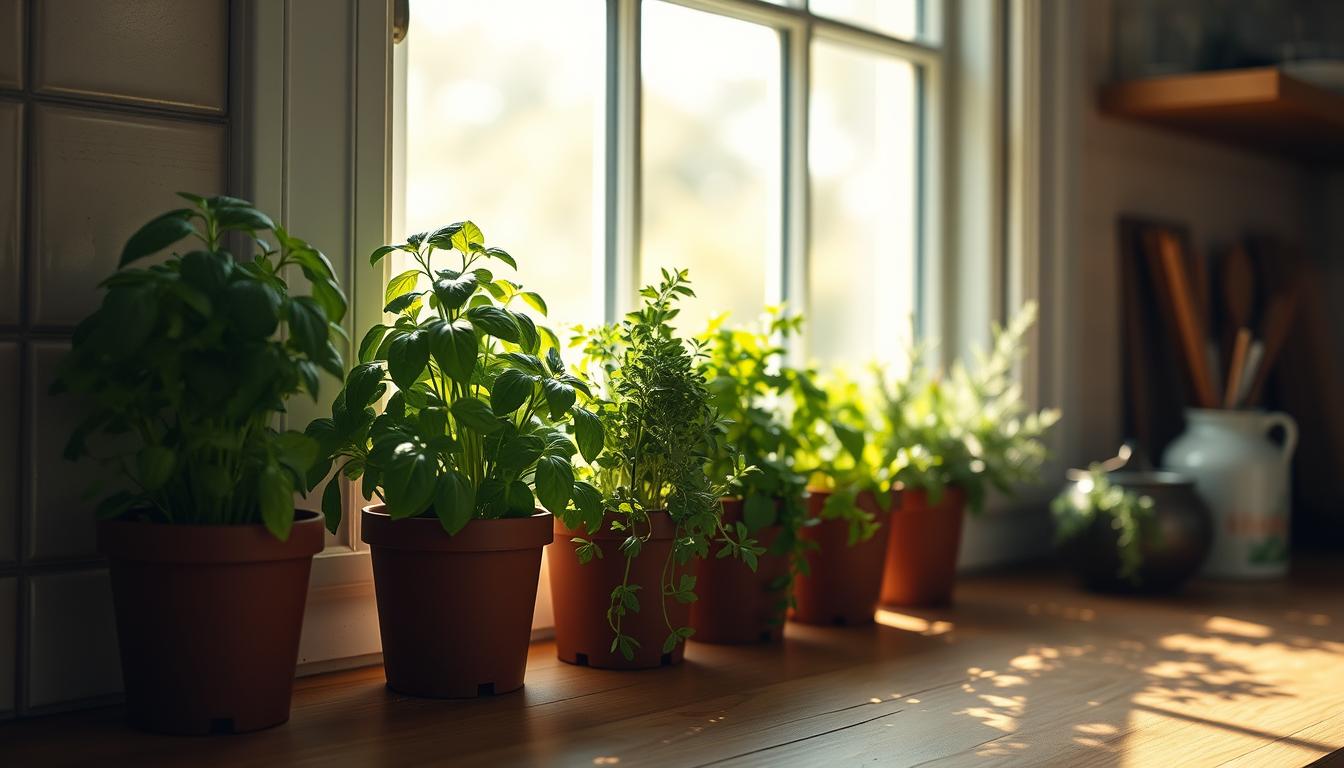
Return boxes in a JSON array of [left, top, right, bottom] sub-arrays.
[[781, 20, 810, 364], [605, 0, 642, 322]]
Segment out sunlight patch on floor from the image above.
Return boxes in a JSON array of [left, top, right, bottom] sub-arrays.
[[875, 609, 954, 635]]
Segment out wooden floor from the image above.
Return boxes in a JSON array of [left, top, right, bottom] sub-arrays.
[[7, 562, 1344, 767]]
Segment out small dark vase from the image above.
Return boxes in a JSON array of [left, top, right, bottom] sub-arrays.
[[1059, 471, 1213, 593]]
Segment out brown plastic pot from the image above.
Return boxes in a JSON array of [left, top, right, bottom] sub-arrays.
[[790, 489, 890, 626], [363, 505, 552, 698], [550, 511, 690, 669], [880, 486, 967, 607], [98, 511, 324, 734], [690, 498, 791, 644]]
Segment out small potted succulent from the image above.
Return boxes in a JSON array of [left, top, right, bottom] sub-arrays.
[[552, 269, 758, 669], [54, 194, 346, 734], [1053, 463, 1212, 593], [310, 221, 601, 697], [789, 371, 892, 626], [690, 310, 811, 644], [878, 303, 1060, 607]]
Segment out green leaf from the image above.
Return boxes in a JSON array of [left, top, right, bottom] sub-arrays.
[[274, 430, 319, 483], [381, 439, 437, 519], [385, 269, 421, 306], [432, 272, 478, 312], [492, 369, 536, 415], [358, 324, 388, 364], [520, 291, 548, 316], [834, 423, 865, 461], [512, 311, 540, 353], [434, 470, 476, 534], [178, 249, 230, 294], [743, 495, 777, 532], [225, 280, 281, 338], [370, 244, 397, 266], [571, 481, 604, 532], [545, 346, 565, 375], [534, 455, 574, 514], [466, 305, 520, 342], [136, 445, 175, 491], [451, 397, 503, 434], [541, 379, 576, 420], [571, 407, 604, 464], [495, 434, 545, 475], [120, 209, 196, 266], [386, 329, 429, 390], [505, 480, 535, 515], [343, 362, 386, 410], [287, 296, 329, 358], [449, 221, 484, 253], [484, 247, 516, 269], [429, 320, 477, 383], [321, 477, 343, 533], [258, 464, 295, 541], [214, 203, 275, 232], [309, 276, 347, 323], [383, 290, 423, 315]]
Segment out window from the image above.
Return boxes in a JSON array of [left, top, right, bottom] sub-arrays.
[[401, 0, 942, 363]]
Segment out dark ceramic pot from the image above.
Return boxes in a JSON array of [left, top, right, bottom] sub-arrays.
[[690, 498, 791, 644], [99, 511, 324, 734], [1058, 471, 1213, 593], [550, 511, 690, 669], [363, 506, 553, 698]]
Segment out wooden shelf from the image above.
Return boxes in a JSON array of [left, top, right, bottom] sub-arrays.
[[1101, 67, 1344, 162], [7, 561, 1344, 766]]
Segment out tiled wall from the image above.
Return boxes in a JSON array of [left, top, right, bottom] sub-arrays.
[[1, 0, 231, 717]]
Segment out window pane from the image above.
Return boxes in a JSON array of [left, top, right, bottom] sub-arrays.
[[403, 1, 603, 327], [808, 41, 918, 369], [641, 1, 782, 333], [810, 0, 921, 40]]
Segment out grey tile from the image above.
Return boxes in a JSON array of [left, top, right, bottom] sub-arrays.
[[29, 105, 225, 327], [27, 341, 116, 562], [27, 569, 122, 709], [0, 100, 19, 326], [0, 0, 21, 90], [34, 0, 227, 113], [0, 343, 15, 564], [0, 577, 14, 716]]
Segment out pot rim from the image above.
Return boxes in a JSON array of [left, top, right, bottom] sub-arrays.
[[554, 508, 678, 540], [98, 510, 325, 564], [362, 505, 553, 552], [1104, 470, 1195, 488]]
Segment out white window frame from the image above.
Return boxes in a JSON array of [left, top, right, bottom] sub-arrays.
[[236, 0, 1051, 668]]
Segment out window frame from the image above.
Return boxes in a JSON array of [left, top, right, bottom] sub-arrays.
[[237, 0, 1043, 669]]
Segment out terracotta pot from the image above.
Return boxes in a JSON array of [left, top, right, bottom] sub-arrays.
[[363, 506, 552, 698], [550, 511, 690, 669], [790, 489, 889, 626], [98, 511, 324, 734], [690, 498, 791, 644], [880, 487, 967, 607]]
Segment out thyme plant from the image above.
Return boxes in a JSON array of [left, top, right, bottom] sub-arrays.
[[54, 194, 347, 540], [307, 222, 604, 534], [570, 269, 759, 660]]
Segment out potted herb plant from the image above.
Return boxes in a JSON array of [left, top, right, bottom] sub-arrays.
[[54, 194, 346, 734], [877, 303, 1059, 607], [690, 310, 812, 644], [1053, 464, 1212, 593], [552, 269, 758, 668], [789, 371, 893, 626], [309, 222, 601, 698]]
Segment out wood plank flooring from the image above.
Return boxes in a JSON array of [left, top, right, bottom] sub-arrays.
[[6, 561, 1344, 766]]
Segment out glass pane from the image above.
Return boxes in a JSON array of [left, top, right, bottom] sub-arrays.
[[641, 1, 782, 334], [403, 1, 603, 327], [808, 41, 918, 369], [810, 0, 921, 40]]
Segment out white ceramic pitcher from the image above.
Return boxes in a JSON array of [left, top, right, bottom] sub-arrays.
[[1162, 408, 1298, 579]]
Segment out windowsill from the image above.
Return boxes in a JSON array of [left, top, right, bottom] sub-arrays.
[[8, 559, 1344, 765]]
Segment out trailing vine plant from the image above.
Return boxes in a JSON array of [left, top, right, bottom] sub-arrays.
[[306, 221, 605, 534], [697, 309, 818, 612], [1052, 466, 1155, 581], [568, 269, 760, 660], [54, 194, 347, 540]]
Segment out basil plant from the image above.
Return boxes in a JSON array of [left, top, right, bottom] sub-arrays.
[[54, 194, 348, 540], [307, 222, 605, 534]]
